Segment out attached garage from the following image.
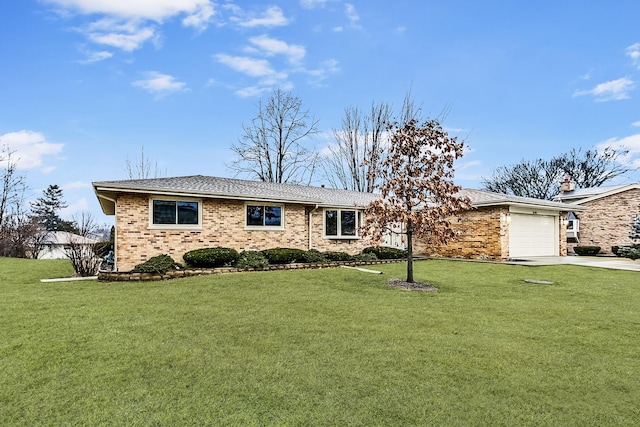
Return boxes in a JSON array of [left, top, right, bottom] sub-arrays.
[[508, 208, 559, 257]]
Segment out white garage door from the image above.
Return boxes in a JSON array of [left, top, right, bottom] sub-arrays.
[[509, 213, 558, 257]]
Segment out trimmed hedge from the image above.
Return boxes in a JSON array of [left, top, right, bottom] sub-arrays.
[[324, 251, 353, 262], [261, 248, 307, 264], [573, 246, 601, 256], [352, 252, 378, 262], [236, 250, 269, 269], [183, 247, 240, 268], [362, 246, 408, 259], [302, 249, 327, 263], [132, 254, 181, 274], [616, 245, 640, 260]]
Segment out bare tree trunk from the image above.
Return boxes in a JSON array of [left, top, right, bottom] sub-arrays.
[[406, 220, 414, 283]]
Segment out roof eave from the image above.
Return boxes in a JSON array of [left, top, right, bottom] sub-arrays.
[[92, 184, 374, 211]]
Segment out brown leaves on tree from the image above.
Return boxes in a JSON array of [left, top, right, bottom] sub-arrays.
[[362, 118, 471, 282]]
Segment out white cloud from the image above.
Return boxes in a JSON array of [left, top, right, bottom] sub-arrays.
[[235, 85, 273, 98], [626, 42, 640, 69], [132, 71, 188, 98], [214, 54, 291, 96], [248, 35, 306, 65], [0, 130, 64, 170], [60, 197, 90, 218], [573, 77, 635, 101], [597, 133, 640, 168], [63, 180, 91, 190], [306, 59, 340, 85], [300, 0, 331, 8], [237, 6, 288, 28], [632, 121, 640, 127], [344, 3, 361, 28], [182, 2, 215, 31], [78, 48, 113, 64], [45, 0, 215, 51], [215, 54, 277, 77], [85, 19, 157, 51], [44, 0, 214, 22]]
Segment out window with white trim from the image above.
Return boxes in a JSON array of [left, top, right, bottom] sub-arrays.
[[245, 204, 284, 229], [324, 209, 360, 238], [150, 199, 201, 227]]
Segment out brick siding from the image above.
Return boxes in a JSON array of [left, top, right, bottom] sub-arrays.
[[413, 206, 508, 260], [568, 188, 640, 254], [114, 194, 373, 271]]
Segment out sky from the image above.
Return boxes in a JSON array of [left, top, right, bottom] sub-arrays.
[[2, 0, 640, 225]]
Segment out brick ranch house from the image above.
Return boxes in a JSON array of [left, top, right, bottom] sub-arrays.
[[93, 175, 573, 271], [554, 181, 640, 254]]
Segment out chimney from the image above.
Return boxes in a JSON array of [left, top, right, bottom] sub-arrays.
[[560, 177, 575, 192]]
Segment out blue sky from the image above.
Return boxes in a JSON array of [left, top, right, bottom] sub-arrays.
[[2, 0, 640, 224]]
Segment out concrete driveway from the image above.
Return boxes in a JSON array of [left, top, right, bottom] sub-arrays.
[[507, 256, 640, 272]]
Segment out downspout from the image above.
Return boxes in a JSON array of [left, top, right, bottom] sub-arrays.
[[98, 194, 118, 271], [309, 205, 319, 250]]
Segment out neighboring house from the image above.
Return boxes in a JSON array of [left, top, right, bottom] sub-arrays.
[[554, 180, 640, 254], [93, 175, 573, 271], [38, 231, 101, 260]]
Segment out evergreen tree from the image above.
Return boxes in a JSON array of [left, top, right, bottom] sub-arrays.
[[630, 211, 640, 241], [30, 185, 69, 231]]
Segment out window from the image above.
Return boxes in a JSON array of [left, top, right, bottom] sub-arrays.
[[151, 199, 200, 227], [246, 204, 283, 228], [324, 209, 359, 238]]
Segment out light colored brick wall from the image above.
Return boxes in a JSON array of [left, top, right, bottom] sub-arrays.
[[412, 207, 508, 260], [568, 188, 640, 254], [114, 194, 373, 271]]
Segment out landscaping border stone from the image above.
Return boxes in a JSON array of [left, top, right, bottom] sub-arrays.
[[98, 259, 403, 282]]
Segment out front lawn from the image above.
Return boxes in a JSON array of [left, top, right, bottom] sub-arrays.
[[1, 257, 638, 425]]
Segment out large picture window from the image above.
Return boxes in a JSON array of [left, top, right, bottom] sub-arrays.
[[246, 204, 283, 228], [324, 209, 359, 238], [151, 199, 200, 227]]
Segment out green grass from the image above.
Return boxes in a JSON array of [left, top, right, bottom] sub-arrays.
[[1, 257, 639, 426]]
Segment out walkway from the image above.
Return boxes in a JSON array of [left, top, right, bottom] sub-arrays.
[[507, 256, 640, 272]]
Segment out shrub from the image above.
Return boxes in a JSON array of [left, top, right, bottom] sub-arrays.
[[352, 252, 378, 262], [617, 246, 640, 260], [612, 246, 620, 256], [362, 246, 408, 259], [261, 248, 307, 264], [573, 246, 601, 256], [302, 249, 327, 263], [183, 247, 240, 268], [235, 250, 269, 269], [323, 251, 353, 261], [132, 254, 181, 274]]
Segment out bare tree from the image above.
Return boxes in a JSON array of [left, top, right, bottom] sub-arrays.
[[559, 147, 632, 188], [65, 212, 101, 277], [125, 146, 165, 179], [363, 118, 471, 283], [229, 88, 320, 184], [482, 157, 564, 200], [482, 146, 633, 200], [0, 144, 27, 230], [322, 102, 391, 192]]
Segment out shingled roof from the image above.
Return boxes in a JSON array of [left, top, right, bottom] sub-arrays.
[[93, 175, 380, 214], [93, 175, 573, 215]]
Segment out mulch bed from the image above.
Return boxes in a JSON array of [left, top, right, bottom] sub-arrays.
[[387, 278, 438, 292]]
